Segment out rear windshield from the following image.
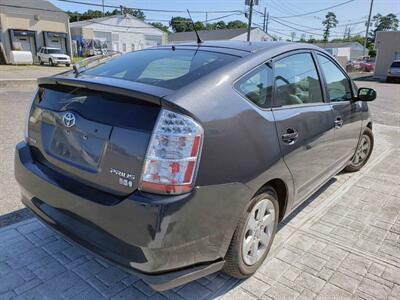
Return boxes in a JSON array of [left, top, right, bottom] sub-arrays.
[[391, 61, 400, 68], [83, 49, 239, 90]]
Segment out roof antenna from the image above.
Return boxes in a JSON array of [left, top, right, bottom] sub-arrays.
[[186, 9, 203, 44]]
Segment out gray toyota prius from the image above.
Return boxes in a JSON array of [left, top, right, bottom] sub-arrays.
[[15, 41, 376, 291]]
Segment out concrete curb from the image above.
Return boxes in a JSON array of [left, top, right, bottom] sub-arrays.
[[0, 78, 37, 89]]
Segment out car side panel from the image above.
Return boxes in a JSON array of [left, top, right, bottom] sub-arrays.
[[164, 79, 295, 223], [273, 104, 336, 205]]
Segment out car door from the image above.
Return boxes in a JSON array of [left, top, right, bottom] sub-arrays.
[[272, 51, 336, 205], [315, 52, 363, 167]]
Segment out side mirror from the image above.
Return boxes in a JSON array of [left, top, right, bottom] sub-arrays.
[[357, 87, 376, 101]]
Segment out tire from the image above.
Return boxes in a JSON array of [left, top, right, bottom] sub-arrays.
[[223, 187, 279, 278], [66, 63, 70, 67], [345, 127, 374, 172], [39, 57, 44, 65], [49, 58, 54, 67]]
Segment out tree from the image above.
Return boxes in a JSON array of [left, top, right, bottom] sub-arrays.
[[194, 21, 206, 31], [124, 8, 146, 20], [214, 21, 227, 30], [299, 34, 306, 42], [369, 13, 399, 42], [170, 17, 191, 32], [227, 20, 247, 29], [322, 12, 338, 42], [150, 22, 170, 33], [307, 35, 316, 43], [67, 8, 146, 22]]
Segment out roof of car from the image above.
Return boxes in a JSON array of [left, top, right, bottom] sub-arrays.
[[163, 40, 321, 55]]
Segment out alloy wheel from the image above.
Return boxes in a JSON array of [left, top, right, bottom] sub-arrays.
[[242, 198, 275, 266], [352, 135, 371, 166]]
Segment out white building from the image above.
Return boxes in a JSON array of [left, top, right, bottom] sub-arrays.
[[168, 27, 272, 44], [315, 42, 367, 61], [70, 14, 167, 56]]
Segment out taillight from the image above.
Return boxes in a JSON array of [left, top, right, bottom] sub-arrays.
[[139, 109, 203, 195]]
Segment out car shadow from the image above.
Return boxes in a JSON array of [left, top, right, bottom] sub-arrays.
[[172, 176, 340, 299], [0, 207, 33, 229], [1, 176, 340, 299]]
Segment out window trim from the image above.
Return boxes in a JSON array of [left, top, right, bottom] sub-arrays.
[[233, 62, 273, 110], [313, 50, 355, 102], [271, 50, 328, 109]]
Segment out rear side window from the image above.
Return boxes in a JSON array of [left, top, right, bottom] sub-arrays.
[[83, 49, 239, 90], [274, 53, 323, 107], [317, 54, 352, 102], [391, 61, 400, 68], [235, 64, 273, 108]]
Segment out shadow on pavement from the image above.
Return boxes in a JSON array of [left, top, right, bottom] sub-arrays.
[[0, 208, 33, 229], [0, 176, 340, 299]]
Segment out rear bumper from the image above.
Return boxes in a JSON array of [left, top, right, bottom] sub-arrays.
[[15, 142, 250, 290], [387, 74, 400, 79]]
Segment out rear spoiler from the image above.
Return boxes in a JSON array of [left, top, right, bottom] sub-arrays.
[[37, 75, 173, 106]]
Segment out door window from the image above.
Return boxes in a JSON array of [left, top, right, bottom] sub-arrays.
[[235, 63, 273, 108], [274, 53, 323, 106], [317, 54, 352, 102]]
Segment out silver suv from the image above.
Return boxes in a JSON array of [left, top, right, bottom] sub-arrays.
[[387, 60, 400, 82]]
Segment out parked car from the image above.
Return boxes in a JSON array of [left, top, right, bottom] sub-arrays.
[[37, 47, 71, 66], [387, 60, 400, 82], [15, 41, 376, 291], [360, 58, 375, 72], [346, 58, 375, 72]]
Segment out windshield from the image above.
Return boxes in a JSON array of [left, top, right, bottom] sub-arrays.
[[83, 48, 239, 90], [47, 49, 63, 54], [391, 61, 400, 68]]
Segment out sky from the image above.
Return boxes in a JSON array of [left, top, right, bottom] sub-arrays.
[[49, 0, 400, 40]]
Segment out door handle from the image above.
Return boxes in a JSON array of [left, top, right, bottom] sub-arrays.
[[334, 117, 344, 129], [282, 129, 299, 144]]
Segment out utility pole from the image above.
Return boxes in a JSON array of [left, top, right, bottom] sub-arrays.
[[343, 25, 348, 40], [101, 0, 104, 16], [363, 0, 374, 57], [263, 7, 267, 31], [266, 12, 269, 33], [205, 12, 208, 30], [246, 0, 254, 41]]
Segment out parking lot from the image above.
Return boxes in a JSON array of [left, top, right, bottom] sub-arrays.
[[0, 79, 399, 299]]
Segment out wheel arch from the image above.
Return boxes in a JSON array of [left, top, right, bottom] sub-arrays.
[[256, 178, 288, 222]]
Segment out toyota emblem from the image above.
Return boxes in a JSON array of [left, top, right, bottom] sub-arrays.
[[62, 112, 76, 128]]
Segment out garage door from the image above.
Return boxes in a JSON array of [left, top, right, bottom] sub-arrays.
[[15, 37, 32, 51], [48, 38, 62, 49], [94, 31, 112, 43]]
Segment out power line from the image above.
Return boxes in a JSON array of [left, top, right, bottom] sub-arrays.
[[55, 0, 242, 14], [270, 0, 357, 19], [269, 17, 345, 34], [79, 12, 244, 28]]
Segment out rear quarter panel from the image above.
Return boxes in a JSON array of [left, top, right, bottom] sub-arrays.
[[163, 50, 296, 221]]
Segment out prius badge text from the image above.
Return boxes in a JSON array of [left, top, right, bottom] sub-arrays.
[[110, 168, 135, 188]]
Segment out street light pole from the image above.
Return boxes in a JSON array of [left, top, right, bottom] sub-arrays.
[[247, 0, 254, 41], [363, 0, 374, 57]]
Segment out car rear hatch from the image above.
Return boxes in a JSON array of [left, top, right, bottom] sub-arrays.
[[27, 76, 171, 197]]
